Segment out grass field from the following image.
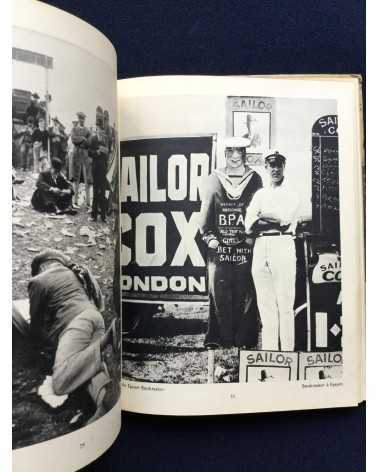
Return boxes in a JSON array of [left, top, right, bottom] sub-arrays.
[[123, 304, 240, 384], [12, 170, 120, 450]]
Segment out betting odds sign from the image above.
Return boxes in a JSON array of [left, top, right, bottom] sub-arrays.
[[312, 115, 339, 242], [309, 115, 342, 351], [120, 136, 215, 303], [239, 351, 299, 382]]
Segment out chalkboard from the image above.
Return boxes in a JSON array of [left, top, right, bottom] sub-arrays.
[[312, 115, 340, 243]]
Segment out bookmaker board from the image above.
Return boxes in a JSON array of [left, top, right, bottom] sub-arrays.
[[239, 351, 343, 382]]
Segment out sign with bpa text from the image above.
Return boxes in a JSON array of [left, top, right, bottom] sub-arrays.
[[120, 136, 215, 303], [239, 351, 299, 382]]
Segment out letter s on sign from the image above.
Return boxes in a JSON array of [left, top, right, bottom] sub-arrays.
[[246, 354, 255, 364]]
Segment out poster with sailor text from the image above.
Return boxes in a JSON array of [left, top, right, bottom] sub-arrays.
[[120, 135, 216, 303]]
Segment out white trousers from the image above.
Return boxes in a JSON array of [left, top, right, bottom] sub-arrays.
[[252, 235, 296, 351]]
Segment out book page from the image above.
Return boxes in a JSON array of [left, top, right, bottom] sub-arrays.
[[12, 1, 121, 471], [118, 75, 364, 415]]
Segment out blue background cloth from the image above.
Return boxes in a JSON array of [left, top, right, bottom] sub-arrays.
[[41, 1, 365, 471]]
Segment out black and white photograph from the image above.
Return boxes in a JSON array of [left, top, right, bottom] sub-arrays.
[[12, 24, 120, 450], [121, 93, 342, 385]]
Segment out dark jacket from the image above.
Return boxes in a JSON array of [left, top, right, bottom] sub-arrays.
[[36, 170, 74, 194], [198, 168, 262, 248], [28, 265, 95, 347]]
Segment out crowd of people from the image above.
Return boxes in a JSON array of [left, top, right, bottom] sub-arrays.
[[12, 93, 119, 423], [13, 93, 116, 222]]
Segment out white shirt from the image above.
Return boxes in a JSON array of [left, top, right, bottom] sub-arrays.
[[245, 179, 301, 234]]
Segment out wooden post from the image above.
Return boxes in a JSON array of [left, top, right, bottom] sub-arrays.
[[303, 236, 312, 352], [44, 60, 51, 165], [207, 348, 215, 384]]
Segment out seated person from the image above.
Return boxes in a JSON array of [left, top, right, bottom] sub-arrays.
[[25, 249, 119, 423], [31, 157, 76, 214]]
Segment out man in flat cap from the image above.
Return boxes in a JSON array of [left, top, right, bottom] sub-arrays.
[[27, 249, 118, 423], [245, 151, 301, 351], [198, 137, 262, 348], [71, 112, 92, 208]]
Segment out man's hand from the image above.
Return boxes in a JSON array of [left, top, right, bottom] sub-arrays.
[[258, 211, 282, 223], [257, 219, 270, 226], [245, 236, 255, 246], [208, 239, 220, 250]]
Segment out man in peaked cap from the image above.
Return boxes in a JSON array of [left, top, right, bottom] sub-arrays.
[[198, 136, 263, 348], [245, 151, 301, 351]]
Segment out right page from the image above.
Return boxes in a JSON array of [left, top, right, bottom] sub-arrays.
[[118, 75, 365, 415]]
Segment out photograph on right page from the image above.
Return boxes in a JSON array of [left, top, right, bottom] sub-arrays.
[[120, 94, 342, 385]]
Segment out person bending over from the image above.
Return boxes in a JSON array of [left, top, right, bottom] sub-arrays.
[[28, 249, 118, 423]]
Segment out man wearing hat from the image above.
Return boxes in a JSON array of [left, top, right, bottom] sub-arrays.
[[71, 112, 92, 208], [27, 249, 118, 423], [25, 92, 45, 127], [50, 116, 68, 166], [31, 157, 75, 214], [31, 117, 50, 174], [88, 107, 110, 222], [198, 137, 262, 348], [19, 121, 34, 171], [245, 151, 301, 351], [67, 120, 78, 180]]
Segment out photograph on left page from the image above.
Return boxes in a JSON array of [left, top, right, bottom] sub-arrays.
[[12, 24, 120, 450]]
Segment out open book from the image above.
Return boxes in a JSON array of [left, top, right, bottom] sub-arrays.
[[12, 1, 365, 471]]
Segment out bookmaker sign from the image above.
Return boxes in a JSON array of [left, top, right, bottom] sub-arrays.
[[120, 136, 216, 302], [239, 350, 299, 382], [298, 352, 343, 381], [226, 96, 276, 166]]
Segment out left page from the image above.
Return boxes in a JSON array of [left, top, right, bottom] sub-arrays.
[[12, 1, 121, 471]]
